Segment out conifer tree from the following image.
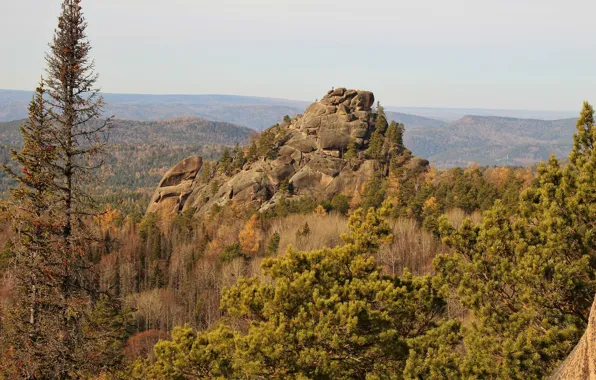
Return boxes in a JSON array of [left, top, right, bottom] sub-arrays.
[[257, 129, 277, 159], [45, 0, 111, 243], [385, 120, 398, 144], [384, 120, 399, 157], [568, 101, 596, 236], [265, 232, 280, 256], [0, 82, 64, 378], [0, 1, 130, 377], [570, 101, 595, 168], [231, 142, 246, 170], [218, 147, 232, 174], [246, 141, 258, 163], [344, 138, 358, 161], [396, 123, 405, 147], [129, 206, 459, 379], [434, 102, 596, 378], [199, 161, 212, 184], [367, 104, 389, 160], [375, 102, 388, 135], [366, 129, 384, 160], [45, 1, 129, 375]]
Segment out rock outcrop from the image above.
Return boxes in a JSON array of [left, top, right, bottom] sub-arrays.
[[149, 156, 203, 215], [147, 88, 427, 218], [550, 295, 596, 380], [296, 88, 374, 150]]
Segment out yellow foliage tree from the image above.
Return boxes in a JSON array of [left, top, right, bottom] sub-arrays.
[[239, 214, 261, 257], [96, 203, 121, 235], [484, 167, 511, 189], [424, 165, 439, 186], [423, 196, 439, 213]]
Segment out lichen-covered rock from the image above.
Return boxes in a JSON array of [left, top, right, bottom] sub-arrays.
[[146, 88, 422, 219], [550, 295, 596, 380]]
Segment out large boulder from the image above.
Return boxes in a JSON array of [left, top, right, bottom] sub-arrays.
[[550, 295, 596, 379], [296, 89, 375, 152], [147, 156, 202, 215]]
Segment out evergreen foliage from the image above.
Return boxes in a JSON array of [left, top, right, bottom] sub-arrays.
[[344, 138, 358, 161], [218, 147, 232, 174], [0, 1, 132, 377], [265, 232, 280, 256], [246, 141, 258, 163], [257, 129, 278, 160], [363, 174, 388, 210], [231, 143, 246, 171], [128, 206, 457, 379], [433, 102, 596, 378]]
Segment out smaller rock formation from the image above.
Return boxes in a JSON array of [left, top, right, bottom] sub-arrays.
[[550, 294, 596, 380], [148, 156, 202, 215]]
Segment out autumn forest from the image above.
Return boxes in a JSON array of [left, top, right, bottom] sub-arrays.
[[0, 1, 595, 380]]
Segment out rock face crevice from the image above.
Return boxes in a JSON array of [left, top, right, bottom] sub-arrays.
[[550, 295, 596, 380], [147, 89, 426, 218]]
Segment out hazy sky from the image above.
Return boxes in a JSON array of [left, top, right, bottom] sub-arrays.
[[1, 0, 595, 110]]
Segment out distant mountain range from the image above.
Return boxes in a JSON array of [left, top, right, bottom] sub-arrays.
[[1, 89, 579, 130], [386, 112, 448, 129], [0, 90, 308, 131], [403, 116, 577, 167], [0, 89, 581, 167], [386, 106, 578, 122]]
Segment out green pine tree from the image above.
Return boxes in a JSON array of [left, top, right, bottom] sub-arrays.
[[375, 102, 388, 135], [127, 205, 459, 379], [246, 141, 258, 163], [232, 143, 246, 170], [257, 129, 277, 160], [366, 132, 384, 160], [433, 102, 596, 378], [344, 138, 358, 161], [265, 232, 280, 256], [396, 123, 405, 147], [219, 147, 232, 174]]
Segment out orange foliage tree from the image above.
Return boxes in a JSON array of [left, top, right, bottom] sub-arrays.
[[239, 214, 262, 257]]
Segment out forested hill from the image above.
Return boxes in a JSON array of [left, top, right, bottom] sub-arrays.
[[0, 117, 253, 210], [0, 117, 252, 147], [404, 115, 577, 167], [1, 112, 581, 171], [386, 111, 448, 129], [106, 117, 253, 146]]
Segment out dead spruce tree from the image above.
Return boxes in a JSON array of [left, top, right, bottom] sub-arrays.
[[45, 0, 111, 245], [0, 1, 131, 378]]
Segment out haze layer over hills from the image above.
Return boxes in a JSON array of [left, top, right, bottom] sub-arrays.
[[0, 90, 308, 131], [0, 89, 581, 168]]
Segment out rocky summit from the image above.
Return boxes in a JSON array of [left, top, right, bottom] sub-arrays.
[[146, 88, 427, 218]]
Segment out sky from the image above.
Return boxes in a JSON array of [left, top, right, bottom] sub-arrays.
[[0, 0, 595, 110]]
